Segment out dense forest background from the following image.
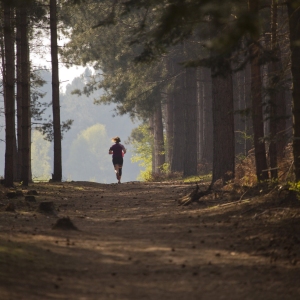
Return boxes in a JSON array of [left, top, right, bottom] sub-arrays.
[[1, 0, 300, 190]]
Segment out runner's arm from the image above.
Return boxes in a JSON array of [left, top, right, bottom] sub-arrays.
[[122, 145, 126, 154]]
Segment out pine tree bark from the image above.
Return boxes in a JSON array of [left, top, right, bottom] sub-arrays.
[[275, 47, 286, 160], [233, 71, 242, 157], [198, 68, 204, 164], [199, 67, 213, 167], [233, 67, 252, 158], [244, 64, 253, 155], [149, 116, 155, 173], [20, 5, 31, 186], [184, 67, 198, 176], [50, 0, 62, 181], [268, 0, 279, 179], [3, 4, 15, 187], [287, 1, 300, 180], [165, 90, 174, 168], [165, 58, 174, 168], [248, 0, 269, 181], [170, 63, 185, 173], [153, 101, 165, 173], [211, 70, 235, 184], [16, 7, 22, 181]]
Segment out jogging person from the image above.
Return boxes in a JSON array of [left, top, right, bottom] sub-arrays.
[[109, 136, 126, 184]]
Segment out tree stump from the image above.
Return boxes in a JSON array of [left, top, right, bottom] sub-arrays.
[[6, 192, 17, 199], [38, 201, 56, 214], [16, 190, 24, 197], [5, 202, 15, 212], [25, 195, 36, 202], [27, 190, 38, 195], [52, 217, 78, 230]]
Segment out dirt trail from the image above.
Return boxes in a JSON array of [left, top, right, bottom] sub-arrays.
[[0, 181, 299, 300]]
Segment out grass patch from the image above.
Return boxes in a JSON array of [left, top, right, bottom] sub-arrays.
[[183, 174, 212, 183], [144, 172, 212, 183]]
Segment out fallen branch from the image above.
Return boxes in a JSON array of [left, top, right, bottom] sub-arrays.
[[178, 184, 212, 206]]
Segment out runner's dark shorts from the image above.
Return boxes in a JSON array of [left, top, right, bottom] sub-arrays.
[[112, 157, 123, 166]]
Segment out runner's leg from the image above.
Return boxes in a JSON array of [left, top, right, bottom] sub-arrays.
[[114, 164, 120, 181], [118, 166, 122, 183], [113, 158, 123, 183]]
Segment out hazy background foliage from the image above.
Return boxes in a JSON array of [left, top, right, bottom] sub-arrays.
[[0, 68, 141, 183]]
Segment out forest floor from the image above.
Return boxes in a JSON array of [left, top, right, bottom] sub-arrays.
[[0, 180, 300, 300]]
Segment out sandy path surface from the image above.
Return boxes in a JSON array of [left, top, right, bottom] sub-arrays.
[[0, 181, 299, 300]]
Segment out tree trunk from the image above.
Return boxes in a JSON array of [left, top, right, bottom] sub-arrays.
[[20, 5, 31, 186], [170, 63, 185, 173], [184, 67, 198, 176], [153, 101, 165, 173], [198, 68, 203, 165], [248, 0, 269, 181], [233, 67, 252, 158], [244, 63, 253, 155], [287, 1, 300, 180], [199, 67, 213, 167], [165, 58, 174, 169], [268, 0, 279, 179], [267, 0, 286, 174], [3, 4, 16, 187], [211, 71, 235, 184], [165, 89, 174, 168], [233, 70, 243, 157], [149, 116, 155, 173], [50, 0, 62, 181], [16, 7, 22, 181], [275, 46, 287, 160]]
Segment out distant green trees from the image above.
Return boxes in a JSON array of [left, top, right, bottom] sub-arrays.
[[129, 124, 153, 181], [65, 124, 111, 182], [31, 130, 51, 181], [34, 68, 140, 183]]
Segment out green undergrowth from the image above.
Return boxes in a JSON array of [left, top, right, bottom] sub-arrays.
[[287, 181, 300, 199], [183, 174, 212, 184], [144, 172, 212, 183]]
